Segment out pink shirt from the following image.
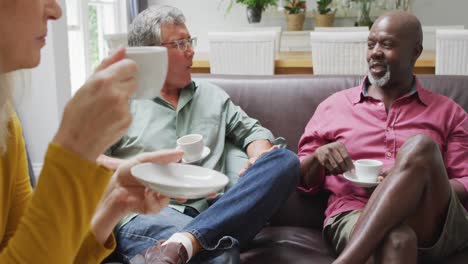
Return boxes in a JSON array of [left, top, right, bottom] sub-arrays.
[[297, 77, 468, 227]]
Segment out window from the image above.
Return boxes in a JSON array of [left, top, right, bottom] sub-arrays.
[[66, 0, 127, 93]]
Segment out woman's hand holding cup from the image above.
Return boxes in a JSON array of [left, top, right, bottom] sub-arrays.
[[53, 48, 138, 161]]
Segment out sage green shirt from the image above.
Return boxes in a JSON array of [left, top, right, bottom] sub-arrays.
[[108, 80, 276, 226]]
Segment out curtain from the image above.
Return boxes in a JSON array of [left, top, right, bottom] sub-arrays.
[[127, 0, 148, 24]]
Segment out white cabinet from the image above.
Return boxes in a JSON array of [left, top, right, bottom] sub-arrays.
[[280, 31, 312, 52]]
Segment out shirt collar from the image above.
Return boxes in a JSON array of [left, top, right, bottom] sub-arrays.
[[179, 81, 197, 97], [413, 78, 430, 106], [152, 81, 197, 109], [351, 76, 429, 106], [350, 77, 367, 104], [177, 81, 197, 111]]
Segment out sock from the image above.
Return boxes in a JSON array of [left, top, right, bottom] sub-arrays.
[[163, 233, 194, 261]]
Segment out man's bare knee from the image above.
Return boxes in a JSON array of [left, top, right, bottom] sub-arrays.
[[401, 134, 439, 157], [383, 224, 417, 252], [396, 134, 441, 172]]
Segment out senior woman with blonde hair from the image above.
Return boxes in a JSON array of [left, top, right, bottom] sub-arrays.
[[0, 0, 180, 263]]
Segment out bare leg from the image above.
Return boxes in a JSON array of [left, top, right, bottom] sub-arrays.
[[334, 135, 451, 264], [377, 224, 418, 264]]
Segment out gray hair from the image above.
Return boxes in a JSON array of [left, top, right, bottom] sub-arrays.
[[128, 5, 186, 47]]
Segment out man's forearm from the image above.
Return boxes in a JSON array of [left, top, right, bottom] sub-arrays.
[[300, 153, 325, 189], [246, 139, 273, 158]]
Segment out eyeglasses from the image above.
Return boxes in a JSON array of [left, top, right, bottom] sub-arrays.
[[161, 37, 197, 52]]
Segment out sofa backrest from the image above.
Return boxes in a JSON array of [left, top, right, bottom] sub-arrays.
[[193, 74, 468, 153]]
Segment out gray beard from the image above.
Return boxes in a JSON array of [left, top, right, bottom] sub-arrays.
[[368, 65, 391, 87]]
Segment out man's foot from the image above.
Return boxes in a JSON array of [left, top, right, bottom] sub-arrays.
[[131, 240, 188, 264]]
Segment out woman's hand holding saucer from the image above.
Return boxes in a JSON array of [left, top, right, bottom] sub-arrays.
[[91, 149, 183, 244]]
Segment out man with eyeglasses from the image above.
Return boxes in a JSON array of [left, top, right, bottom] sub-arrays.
[[162, 36, 197, 52], [100, 5, 300, 264]]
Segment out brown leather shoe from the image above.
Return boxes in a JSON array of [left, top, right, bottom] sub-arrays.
[[131, 240, 189, 264]]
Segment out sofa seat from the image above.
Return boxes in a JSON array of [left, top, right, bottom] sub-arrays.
[[242, 227, 334, 264]]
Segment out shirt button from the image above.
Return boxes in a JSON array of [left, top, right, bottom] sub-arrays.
[[387, 127, 392, 132], [386, 152, 392, 157], [378, 102, 384, 107]]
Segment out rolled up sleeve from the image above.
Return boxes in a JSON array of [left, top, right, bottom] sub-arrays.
[[297, 104, 329, 194], [225, 99, 275, 149], [446, 109, 468, 193]]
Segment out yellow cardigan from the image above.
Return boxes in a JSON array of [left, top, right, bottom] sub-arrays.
[[0, 114, 115, 263]]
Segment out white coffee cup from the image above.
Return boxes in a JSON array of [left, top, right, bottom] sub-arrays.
[[176, 134, 204, 162], [354, 159, 383, 182], [126, 46, 168, 99]]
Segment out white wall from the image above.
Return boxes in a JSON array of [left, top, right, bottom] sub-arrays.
[[412, 0, 468, 28], [149, 0, 468, 52], [149, 0, 355, 52], [13, 0, 71, 178]]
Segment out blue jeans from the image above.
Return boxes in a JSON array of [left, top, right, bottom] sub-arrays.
[[113, 148, 300, 263]]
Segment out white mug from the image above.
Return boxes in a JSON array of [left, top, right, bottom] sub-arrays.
[[354, 159, 383, 182], [126, 46, 168, 99], [177, 134, 204, 162]]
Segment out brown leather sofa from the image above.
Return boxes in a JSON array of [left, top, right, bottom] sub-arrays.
[[193, 74, 468, 264]]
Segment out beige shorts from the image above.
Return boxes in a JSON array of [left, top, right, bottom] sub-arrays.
[[323, 189, 468, 260]]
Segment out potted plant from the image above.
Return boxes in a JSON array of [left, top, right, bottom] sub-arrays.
[[284, 0, 307, 31], [314, 0, 336, 27], [226, 0, 278, 23], [342, 0, 373, 27], [395, 0, 412, 11]]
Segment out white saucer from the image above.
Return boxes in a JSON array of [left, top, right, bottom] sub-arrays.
[[178, 146, 211, 164], [131, 162, 228, 199], [343, 171, 379, 188]]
